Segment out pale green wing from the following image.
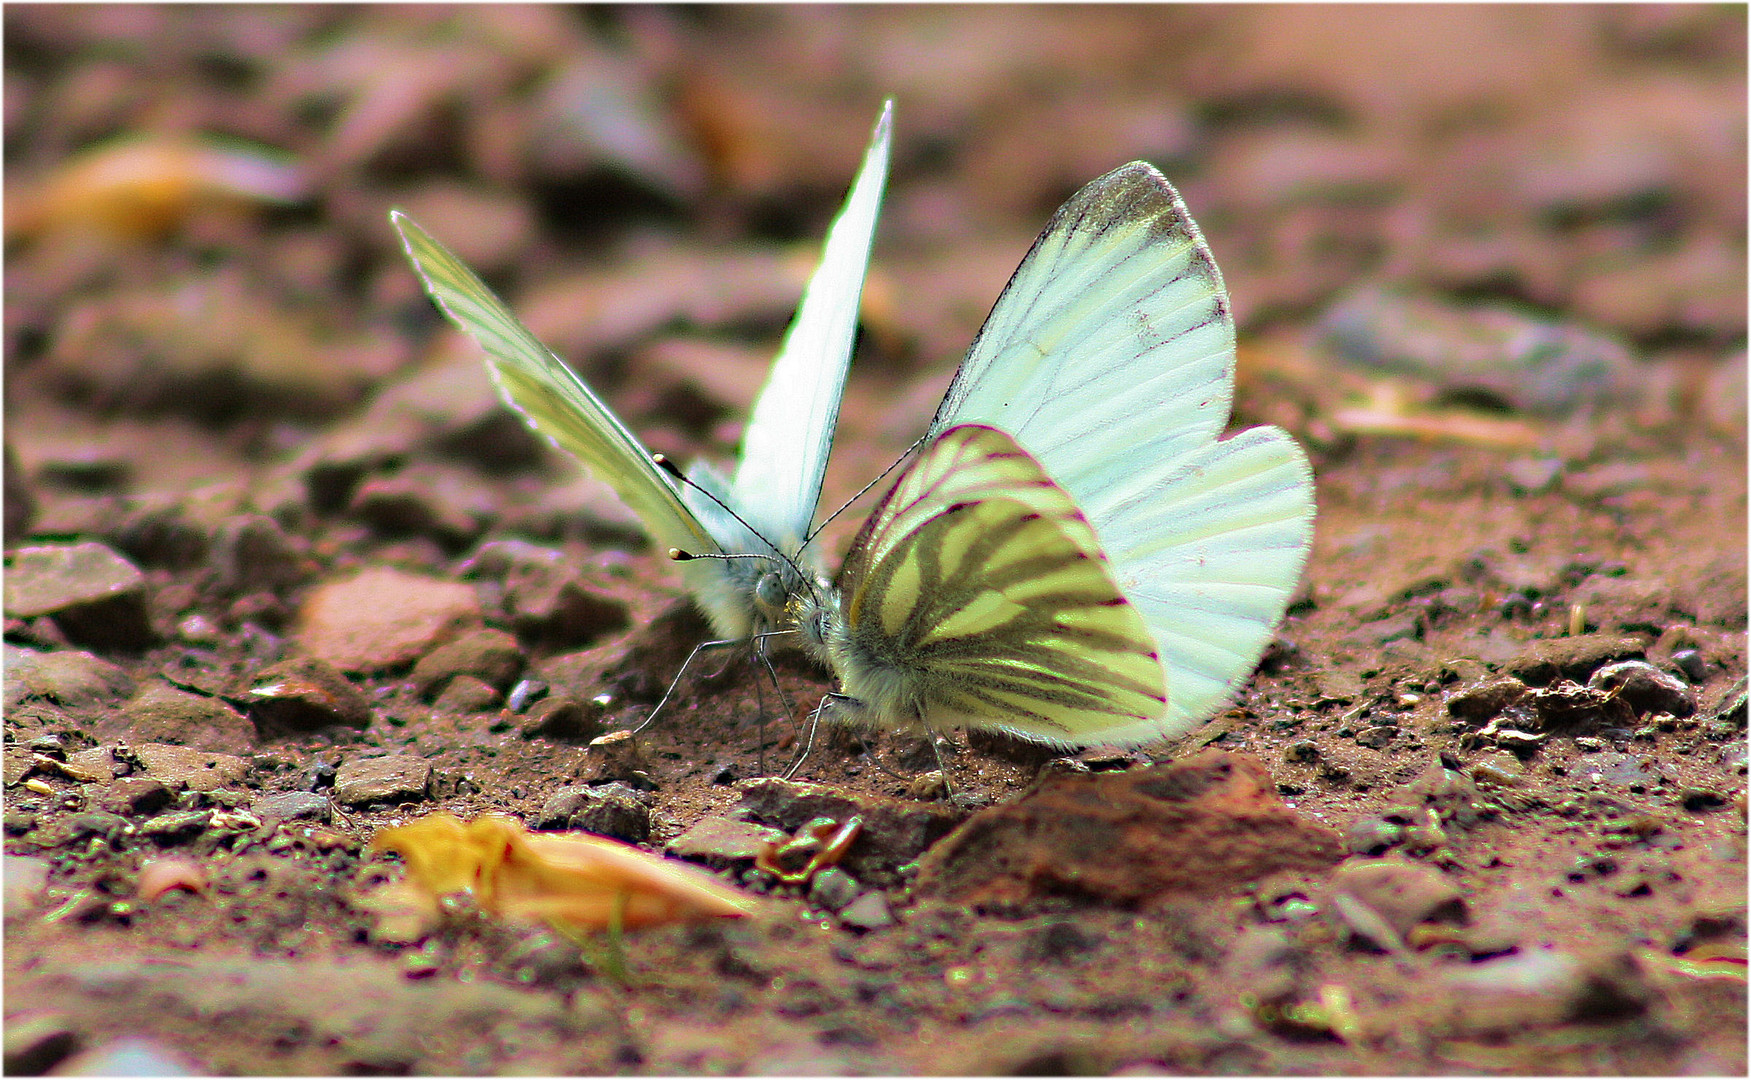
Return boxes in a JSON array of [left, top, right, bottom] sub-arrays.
[[390, 212, 729, 613], [832, 424, 1166, 746], [928, 164, 1314, 739], [727, 101, 891, 556], [928, 163, 1235, 471]]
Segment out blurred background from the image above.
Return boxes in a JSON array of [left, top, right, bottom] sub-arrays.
[[5, 4, 1745, 549]]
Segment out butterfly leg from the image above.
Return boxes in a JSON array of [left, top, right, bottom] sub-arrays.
[[630, 636, 740, 738], [919, 707, 954, 801], [749, 642, 777, 775], [782, 694, 843, 780]]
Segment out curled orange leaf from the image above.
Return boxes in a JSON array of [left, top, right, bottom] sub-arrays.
[[370, 813, 756, 933]]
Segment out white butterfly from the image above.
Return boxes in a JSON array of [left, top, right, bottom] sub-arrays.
[[795, 161, 1315, 749], [391, 102, 892, 650], [395, 103, 1313, 757]]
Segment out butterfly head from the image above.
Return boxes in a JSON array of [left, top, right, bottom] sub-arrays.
[[787, 577, 841, 668]]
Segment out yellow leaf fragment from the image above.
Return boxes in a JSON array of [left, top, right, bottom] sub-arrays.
[[7, 135, 308, 242], [370, 813, 757, 933]]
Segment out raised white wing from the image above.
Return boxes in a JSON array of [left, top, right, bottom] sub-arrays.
[[727, 101, 892, 556], [392, 211, 713, 560], [929, 164, 1314, 739], [817, 424, 1166, 746], [391, 211, 769, 638]]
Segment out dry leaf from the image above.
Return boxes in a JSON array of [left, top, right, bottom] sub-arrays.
[[7, 135, 308, 242], [370, 813, 757, 932]]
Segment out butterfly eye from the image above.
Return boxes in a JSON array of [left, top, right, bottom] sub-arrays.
[[755, 570, 789, 612]]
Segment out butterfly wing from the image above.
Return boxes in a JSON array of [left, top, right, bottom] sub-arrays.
[[724, 101, 892, 559], [391, 211, 755, 635], [828, 424, 1166, 746], [927, 163, 1314, 739]]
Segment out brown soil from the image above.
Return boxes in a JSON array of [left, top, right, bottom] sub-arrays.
[[4, 7, 1745, 1076]]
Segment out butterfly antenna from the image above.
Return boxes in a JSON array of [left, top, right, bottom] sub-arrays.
[[799, 433, 930, 556], [652, 453, 814, 586]]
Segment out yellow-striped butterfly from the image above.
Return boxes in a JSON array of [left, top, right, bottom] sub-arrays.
[[796, 161, 1314, 749]]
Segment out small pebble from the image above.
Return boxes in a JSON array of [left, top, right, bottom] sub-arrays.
[[254, 790, 332, 826], [332, 756, 432, 808], [837, 890, 896, 931], [537, 783, 650, 842], [808, 867, 862, 912], [666, 816, 787, 870], [1446, 678, 1529, 722], [518, 696, 599, 741], [1344, 818, 1404, 856], [575, 731, 650, 786], [1589, 659, 1696, 718], [1332, 858, 1465, 938], [1670, 649, 1707, 683], [1469, 753, 1525, 788], [247, 656, 373, 732], [433, 674, 500, 713], [506, 678, 546, 712]]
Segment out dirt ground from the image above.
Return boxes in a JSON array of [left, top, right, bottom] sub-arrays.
[[4, 6, 1747, 1076]]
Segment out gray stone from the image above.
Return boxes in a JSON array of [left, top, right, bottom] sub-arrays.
[[333, 756, 431, 807], [808, 867, 861, 912], [215, 513, 310, 593], [4, 648, 135, 710], [129, 743, 250, 793], [1355, 724, 1398, 749], [836, 890, 896, 931], [123, 684, 255, 755], [254, 791, 332, 826], [576, 730, 650, 785], [1433, 948, 1650, 1033], [464, 540, 629, 649], [1316, 670, 1365, 703], [95, 777, 174, 816], [3, 542, 152, 649], [412, 628, 524, 698], [1446, 677, 1529, 722], [245, 656, 373, 732], [1588, 660, 1695, 718], [1508, 634, 1646, 685], [65, 747, 120, 783], [137, 810, 213, 846], [433, 674, 500, 714], [1317, 287, 1635, 417], [666, 816, 787, 870], [348, 465, 494, 547], [518, 696, 601, 742], [538, 783, 650, 842], [1332, 858, 1466, 938]]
